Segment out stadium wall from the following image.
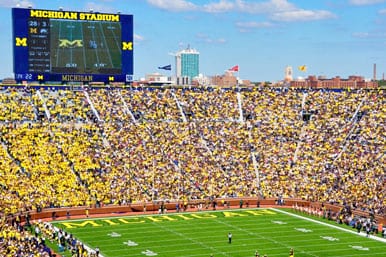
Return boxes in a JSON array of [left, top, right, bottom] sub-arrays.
[[23, 198, 386, 226]]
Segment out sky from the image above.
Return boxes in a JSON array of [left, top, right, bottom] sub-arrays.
[[0, 0, 386, 82]]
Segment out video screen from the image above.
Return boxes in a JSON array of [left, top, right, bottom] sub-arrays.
[[13, 8, 133, 83], [51, 20, 122, 74]]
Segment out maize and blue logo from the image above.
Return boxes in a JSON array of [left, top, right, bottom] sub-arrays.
[[59, 39, 83, 48], [15, 37, 27, 47], [122, 41, 133, 50]]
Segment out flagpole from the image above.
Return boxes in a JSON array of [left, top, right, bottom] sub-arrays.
[[236, 65, 239, 88], [228, 65, 239, 88], [237, 65, 239, 87]]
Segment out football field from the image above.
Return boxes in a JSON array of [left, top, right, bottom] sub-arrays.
[[52, 208, 386, 257], [50, 19, 122, 74]]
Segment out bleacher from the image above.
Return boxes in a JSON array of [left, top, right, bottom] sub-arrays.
[[0, 85, 384, 218]]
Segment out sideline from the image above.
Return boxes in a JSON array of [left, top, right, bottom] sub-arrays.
[[54, 239, 104, 257], [271, 208, 386, 243]]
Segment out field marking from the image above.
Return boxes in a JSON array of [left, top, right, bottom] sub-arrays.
[[82, 244, 106, 257], [98, 22, 114, 67], [54, 20, 62, 68], [320, 235, 339, 241], [80, 21, 87, 70], [50, 208, 271, 223], [349, 245, 369, 251], [53, 208, 386, 256], [150, 219, 232, 257], [107, 232, 121, 237], [271, 208, 386, 243], [123, 240, 138, 246], [294, 227, 313, 233], [271, 220, 287, 224], [108, 21, 121, 53], [213, 216, 320, 257]]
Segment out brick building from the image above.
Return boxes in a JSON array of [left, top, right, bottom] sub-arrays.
[[290, 75, 378, 89]]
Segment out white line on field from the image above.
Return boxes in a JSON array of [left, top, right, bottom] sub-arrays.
[[213, 216, 321, 257], [150, 220, 232, 257], [271, 208, 386, 243]]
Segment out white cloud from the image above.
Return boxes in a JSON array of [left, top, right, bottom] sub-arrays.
[[352, 32, 371, 38], [349, 0, 386, 5], [203, 0, 296, 14], [133, 34, 145, 46], [236, 21, 274, 29], [147, 0, 336, 22], [379, 9, 386, 14], [238, 0, 297, 14], [352, 31, 386, 38], [203, 0, 235, 13], [147, 0, 197, 12], [195, 33, 227, 44], [270, 10, 337, 22], [134, 34, 145, 43], [0, 0, 34, 8], [84, 2, 116, 13]]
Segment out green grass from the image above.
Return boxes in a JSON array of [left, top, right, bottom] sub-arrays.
[[52, 208, 386, 257], [283, 209, 385, 238]]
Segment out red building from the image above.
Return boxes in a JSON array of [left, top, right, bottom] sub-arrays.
[[290, 75, 378, 89]]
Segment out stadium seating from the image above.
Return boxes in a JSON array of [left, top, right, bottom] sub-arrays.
[[0, 86, 384, 219], [0, 218, 52, 256]]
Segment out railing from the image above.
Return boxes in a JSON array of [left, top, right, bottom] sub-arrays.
[[10, 197, 385, 225]]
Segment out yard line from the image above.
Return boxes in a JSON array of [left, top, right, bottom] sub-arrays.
[[70, 21, 74, 65], [80, 21, 87, 71], [53, 208, 385, 256], [150, 218, 232, 257], [108, 21, 121, 54], [98, 22, 113, 68], [83, 244, 106, 257], [213, 216, 321, 257], [271, 208, 386, 243], [55, 20, 62, 68], [90, 22, 100, 66]]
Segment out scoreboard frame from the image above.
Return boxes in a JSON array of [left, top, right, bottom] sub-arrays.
[[12, 8, 133, 83]]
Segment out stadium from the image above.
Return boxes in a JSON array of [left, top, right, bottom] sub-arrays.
[[1, 6, 385, 257]]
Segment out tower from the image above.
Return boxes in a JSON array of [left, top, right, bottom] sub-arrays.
[[175, 45, 199, 84], [284, 66, 293, 82], [373, 63, 376, 81]]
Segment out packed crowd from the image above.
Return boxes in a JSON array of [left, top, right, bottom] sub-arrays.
[[0, 216, 53, 257], [0, 87, 384, 218], [0, 214, 99, 257]]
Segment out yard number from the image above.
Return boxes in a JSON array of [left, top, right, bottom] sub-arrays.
[[141, 249, 158, 256], [123, 240, 138, 246]]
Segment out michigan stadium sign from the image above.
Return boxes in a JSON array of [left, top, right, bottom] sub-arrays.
[[30, 10, 120, 21], [12, 8, 134, 83]]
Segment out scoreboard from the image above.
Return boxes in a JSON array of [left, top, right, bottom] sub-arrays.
[[12, 8, 133, 83]]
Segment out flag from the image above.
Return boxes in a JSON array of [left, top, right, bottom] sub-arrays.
[[298, 65, 307, 72], [228, 65, 239, 72], [158, 64, 171, 70]]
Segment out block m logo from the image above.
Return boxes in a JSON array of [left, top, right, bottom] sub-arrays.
[[122, 41, 133, 51], [15, 37, 27, 47], [59, 39, 83, 48]]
